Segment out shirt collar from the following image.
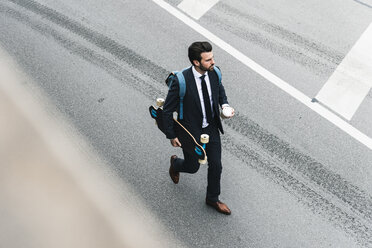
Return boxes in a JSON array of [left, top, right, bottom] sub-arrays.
[[192, 66, 208, 79]]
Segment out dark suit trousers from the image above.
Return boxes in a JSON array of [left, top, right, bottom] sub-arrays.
[[173, 119, 222, 202]]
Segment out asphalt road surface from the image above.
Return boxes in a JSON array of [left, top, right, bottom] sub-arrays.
[[1, 0, 372, 247]]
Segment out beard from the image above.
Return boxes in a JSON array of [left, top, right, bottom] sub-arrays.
[[199, 63, 214, 72]]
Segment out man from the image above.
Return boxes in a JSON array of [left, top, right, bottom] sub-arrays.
[[163, 41, 234, 215]]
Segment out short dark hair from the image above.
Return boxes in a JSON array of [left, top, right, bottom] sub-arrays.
[[188, 41, 212, 66]]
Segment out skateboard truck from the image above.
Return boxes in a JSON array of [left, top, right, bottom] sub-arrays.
[[198, 134, 209, 164]]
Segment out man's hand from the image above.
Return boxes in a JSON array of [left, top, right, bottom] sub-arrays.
[[171, 138, 182, 147]]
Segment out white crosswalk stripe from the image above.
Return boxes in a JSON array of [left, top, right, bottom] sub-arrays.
[[177, 0, 219, 20], [315, 23, 372, 120]]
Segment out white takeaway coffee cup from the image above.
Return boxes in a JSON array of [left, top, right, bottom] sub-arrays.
[[221, 106, 234, 118]]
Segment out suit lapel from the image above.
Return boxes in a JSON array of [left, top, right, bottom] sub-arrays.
[[208, 70, 218, 107], [184, 68, 203, 115]]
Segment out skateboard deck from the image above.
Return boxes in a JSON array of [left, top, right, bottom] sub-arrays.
[[149, 100, 208, 164]]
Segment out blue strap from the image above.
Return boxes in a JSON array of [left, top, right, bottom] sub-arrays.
[[175, 67, 191, 120], [214, 66, 222, 84], [176, 72, 186, 119]]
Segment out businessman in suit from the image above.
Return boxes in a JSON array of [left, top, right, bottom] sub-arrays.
[[163, 41, 234, 215]]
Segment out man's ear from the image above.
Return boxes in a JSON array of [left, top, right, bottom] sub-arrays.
[[193, 60, 200, 67]]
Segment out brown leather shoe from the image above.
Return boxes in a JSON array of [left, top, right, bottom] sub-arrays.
[[206, 198, 231, 215], [169, 155, 179, 184]]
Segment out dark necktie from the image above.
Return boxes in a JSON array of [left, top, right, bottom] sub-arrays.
[[200, 75, 213, 124]]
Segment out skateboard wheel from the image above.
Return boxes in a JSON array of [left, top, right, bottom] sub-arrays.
[[200, 134, 209, 144], [156, 98, 165, 107], [198, 156, 207, 164]]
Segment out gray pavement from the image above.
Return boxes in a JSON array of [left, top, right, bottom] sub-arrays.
[[0, 46, 185, 248], [1, 0, 372, 247]]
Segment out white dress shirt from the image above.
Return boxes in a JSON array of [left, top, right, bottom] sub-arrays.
[[192, 66, 214, 128]]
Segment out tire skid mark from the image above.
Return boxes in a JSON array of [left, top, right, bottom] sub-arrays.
[[218, 2, 343, 63], [7, 0, 169, 84], [2, 1, 372, 245], [224, 113, 372, 223], [222, 133, 372, 247], [1, 1, 167, 101], [208, 3, 343, 76]]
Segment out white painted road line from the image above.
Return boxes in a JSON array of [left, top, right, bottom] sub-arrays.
[[177, 0, 219, 20], [315, 23, 372, 121], [152, 0, 372, 150]]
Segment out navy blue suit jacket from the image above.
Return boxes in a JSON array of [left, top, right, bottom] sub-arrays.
[[163, 66, 229, 140]]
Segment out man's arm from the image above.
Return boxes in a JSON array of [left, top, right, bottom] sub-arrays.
[[216, 68, 228, 106], [217, 69, 235, 118], [163, 77, 179, 140]]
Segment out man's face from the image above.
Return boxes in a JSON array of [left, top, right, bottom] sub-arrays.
[[195, 51, 215, 72]]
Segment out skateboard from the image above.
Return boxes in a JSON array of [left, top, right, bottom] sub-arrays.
[[149, 98, 209, 164]]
